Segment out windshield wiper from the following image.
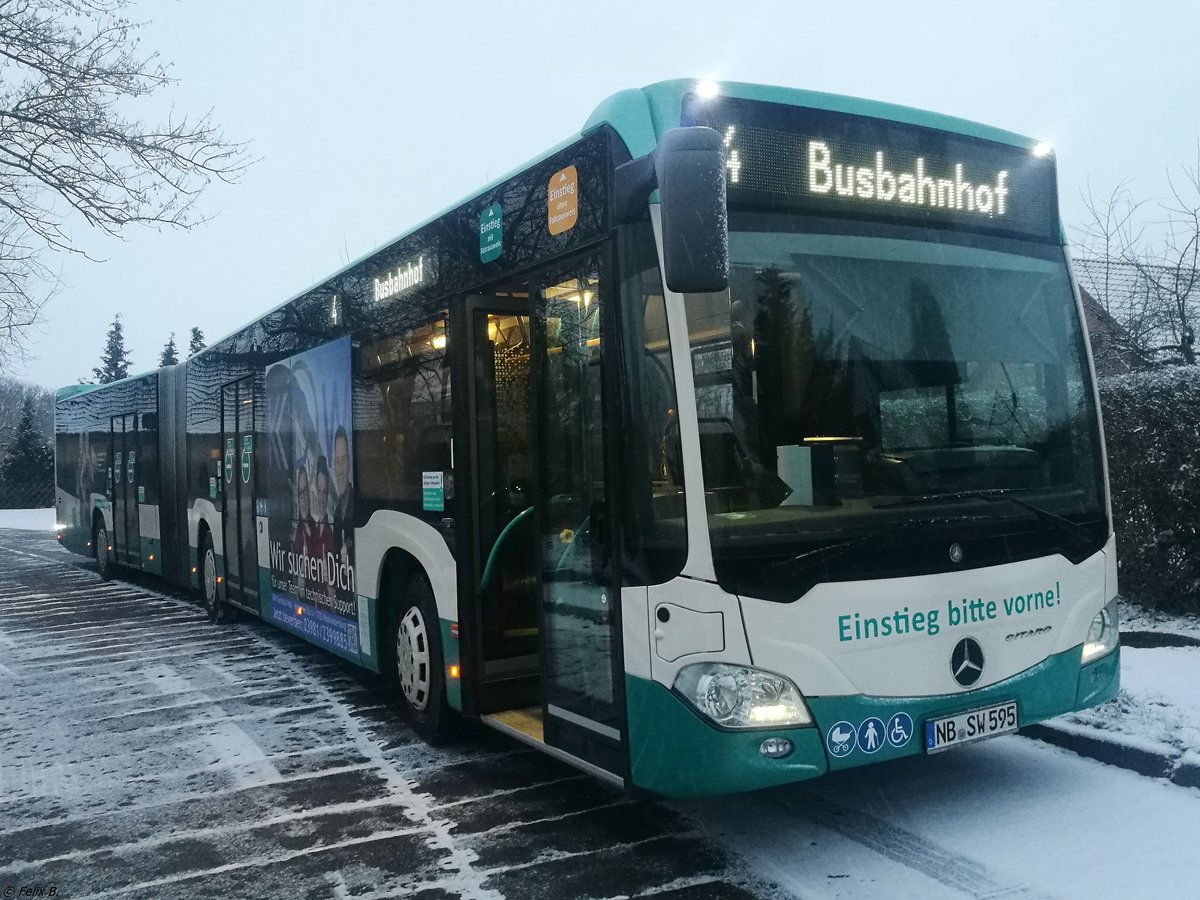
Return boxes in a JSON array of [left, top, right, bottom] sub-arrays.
[[876, 488, 1096, 545], [761, 513, 1007, 578]]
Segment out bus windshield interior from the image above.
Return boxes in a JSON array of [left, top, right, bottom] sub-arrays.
[[683, 214, 1108, 600]]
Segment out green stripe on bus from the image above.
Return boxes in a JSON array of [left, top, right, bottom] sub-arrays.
[[625, 644, 1119, 796], [806, 645, 1090, 772], [625, 674, 826, 798]]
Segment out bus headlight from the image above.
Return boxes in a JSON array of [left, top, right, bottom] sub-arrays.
[[1081, 599, 1119, 664], [673, 663, 812, 729]]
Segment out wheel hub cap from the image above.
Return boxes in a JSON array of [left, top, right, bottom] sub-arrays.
[[204, 549, 217, 603], [396, 605, 431, 711]]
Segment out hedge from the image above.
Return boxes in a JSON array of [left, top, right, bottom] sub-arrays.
[[1099, 366, 1200, 613]]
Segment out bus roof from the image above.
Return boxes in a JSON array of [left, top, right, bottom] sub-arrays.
[[119, 79, 1044, 380], [587, 79, 1041, 160], [56, 370, 158, 403]]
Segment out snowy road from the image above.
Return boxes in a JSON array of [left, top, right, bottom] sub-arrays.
[[1, 528, 1197, 899]]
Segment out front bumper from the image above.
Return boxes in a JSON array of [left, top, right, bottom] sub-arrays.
[[625, 642, 1120, 797]]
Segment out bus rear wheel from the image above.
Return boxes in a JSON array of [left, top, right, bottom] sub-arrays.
[[391, 575, 455, 742], [201, 532, 226, 623], [94, 520, 111, 581]]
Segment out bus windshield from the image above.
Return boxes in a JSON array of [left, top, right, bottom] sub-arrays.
[[684, 214, 1108, 601]]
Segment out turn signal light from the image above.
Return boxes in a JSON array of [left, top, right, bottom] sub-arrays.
[[216, 576, 223, 584], [148, 554, 155, 561], [191, 566, 197, 573], [296, 606, 304, 616], [448, 664, 461, 679]]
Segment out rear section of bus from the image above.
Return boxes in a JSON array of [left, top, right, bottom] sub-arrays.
[[608, 81, 1119, 797]]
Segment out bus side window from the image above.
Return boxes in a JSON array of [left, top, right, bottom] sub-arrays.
[[618, 220, 687, 584], [357, 315, 451, 520]]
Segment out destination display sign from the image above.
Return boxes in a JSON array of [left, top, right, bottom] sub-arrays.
[[681, 95, 1059, 241]]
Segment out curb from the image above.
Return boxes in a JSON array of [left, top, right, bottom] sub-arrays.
[[1022, 722, 1198, 787], [1172, 756, 1200, 789]]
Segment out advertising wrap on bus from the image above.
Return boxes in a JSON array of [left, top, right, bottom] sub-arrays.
[[264, 336, 363, 660]]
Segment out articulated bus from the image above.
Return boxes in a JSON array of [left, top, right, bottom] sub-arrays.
[[55, 80, 1119, 797]]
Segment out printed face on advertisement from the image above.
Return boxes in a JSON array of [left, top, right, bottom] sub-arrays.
[[315, 466, 330, 521], [296, 467, 309, 520], [333, 429, 349, 497]]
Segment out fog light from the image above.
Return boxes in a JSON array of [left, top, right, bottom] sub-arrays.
[[760, 737, 793, 759]]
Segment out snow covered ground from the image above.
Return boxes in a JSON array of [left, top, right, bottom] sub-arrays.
[[1121, 597, 1200, 641], [684, 734, 1200, 899], [3, 521, 1199, 899], [0, 507, 55, 531], [1065, 645, 1200, 758], [0, 528, 769, 900]]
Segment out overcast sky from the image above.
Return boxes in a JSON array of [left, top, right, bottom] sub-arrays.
[[16, 0, 1200, 388]]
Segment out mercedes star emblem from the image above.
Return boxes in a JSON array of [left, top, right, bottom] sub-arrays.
[[949, 542, 964, 564], [951, 637, 985, 687]]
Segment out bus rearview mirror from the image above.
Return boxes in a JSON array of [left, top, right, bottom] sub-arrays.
[[615, 127, 729, 295], [655, 127, 729, 294]]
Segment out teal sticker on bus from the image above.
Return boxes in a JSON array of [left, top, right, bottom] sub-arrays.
[[480, 203, 502, 263], [422, 471, 445, 512], [241, 434, 253, 483]]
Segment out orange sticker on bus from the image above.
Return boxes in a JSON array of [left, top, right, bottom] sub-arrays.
[[548, 165, 578, 235]]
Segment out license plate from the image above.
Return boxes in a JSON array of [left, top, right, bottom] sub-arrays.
[[925, 701, 1018, 753]]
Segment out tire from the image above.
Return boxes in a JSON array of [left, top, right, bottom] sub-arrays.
[[94, 519, 112, 581], [390, 574, 456, 742], [200, 531, 226, 623]]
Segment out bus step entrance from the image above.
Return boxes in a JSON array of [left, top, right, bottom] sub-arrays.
[[482, 707, 544, 744]]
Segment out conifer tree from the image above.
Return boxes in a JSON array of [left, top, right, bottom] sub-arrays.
[[93, 314, 132, 384], [0, 394, 53, 507], [159, 333, 179, 367], [188, 326, 206, 356]]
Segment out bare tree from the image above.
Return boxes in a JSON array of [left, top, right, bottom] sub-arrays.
[[0, 0, 249, 371], [1075, 147, 1200, 367]]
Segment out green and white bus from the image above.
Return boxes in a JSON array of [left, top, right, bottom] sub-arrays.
[[55, 80, 1119, 797]]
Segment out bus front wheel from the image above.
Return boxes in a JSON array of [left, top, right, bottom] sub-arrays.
[[391, 575, 455, 742]]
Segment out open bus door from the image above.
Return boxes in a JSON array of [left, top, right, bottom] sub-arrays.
[[456, 254, 627, 785]]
